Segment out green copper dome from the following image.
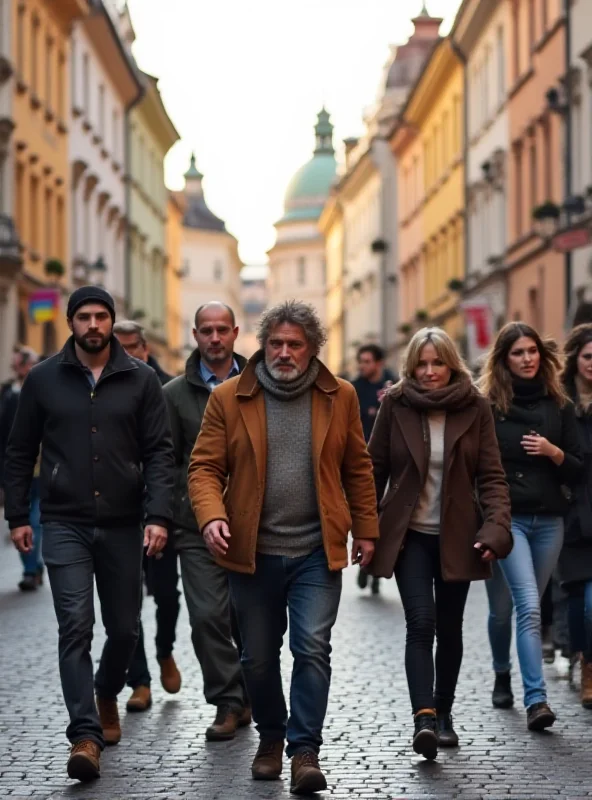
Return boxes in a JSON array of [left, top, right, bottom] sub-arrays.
[[278, 108, 337, 225]]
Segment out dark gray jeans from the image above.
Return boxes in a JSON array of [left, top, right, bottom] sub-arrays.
[[178, 534, 246, 709], [43, 522, 144, 748]]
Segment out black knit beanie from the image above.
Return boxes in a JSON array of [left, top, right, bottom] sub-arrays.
[[67, 286, 116, 321]]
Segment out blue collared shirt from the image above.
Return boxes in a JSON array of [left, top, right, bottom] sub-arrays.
[[200, 358, 240, 391]]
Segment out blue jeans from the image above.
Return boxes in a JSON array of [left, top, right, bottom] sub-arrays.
[[486, 514, 564, 708], [567, 580, 592, 663], [228, 546, 342, 757], [20, 478, 43, 575]]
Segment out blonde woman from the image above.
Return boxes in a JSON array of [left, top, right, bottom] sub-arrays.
[[369, 328, 512, 760], [481, 322, 582, 731]]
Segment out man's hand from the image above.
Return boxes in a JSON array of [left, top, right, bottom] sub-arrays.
[[144, 524, 168, 557], [474, 542, 496, 562], [11, 525, 33, 553], [203, 519, 231, 558], [351, 538, 375, 568]]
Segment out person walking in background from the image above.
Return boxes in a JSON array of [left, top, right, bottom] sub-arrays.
[[107, 320, 180, 712], [188, 301, 378, 795], [559, 324, 592, 709], [480, 322, 582, 731], [0, 347, 43, 591], [4, 286, 175, 782], [351, 344, 397, 596], [368, 327, 511, 760], [164, 302, 251, 741]]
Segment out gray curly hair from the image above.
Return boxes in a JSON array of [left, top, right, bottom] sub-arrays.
[[257, 300, 327, 355]]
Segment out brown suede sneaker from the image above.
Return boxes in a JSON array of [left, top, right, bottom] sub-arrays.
[[158, 655, 181, 694], [67, 739, 101, 782], [126, 685, 152, 712], [581, 659, 592, 709], [290, 750, 327, 795], [238, 705, 252, 727], [251, 740, 284, 781], [96, 696, 121, 745], [205, 705, 241, 741]]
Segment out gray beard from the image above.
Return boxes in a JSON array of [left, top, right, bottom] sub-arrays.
[[266, 361, 302, 382]]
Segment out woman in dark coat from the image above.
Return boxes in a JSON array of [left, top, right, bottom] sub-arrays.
[[369, 327, 512, 761], [560, 324, 592, 709], [480, 322, 582, 731]]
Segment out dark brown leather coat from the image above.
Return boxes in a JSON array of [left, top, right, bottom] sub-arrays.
[[368, 391, 512, 581]]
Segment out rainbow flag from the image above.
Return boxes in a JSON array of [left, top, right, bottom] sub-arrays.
[[29, 289, 59, 323]]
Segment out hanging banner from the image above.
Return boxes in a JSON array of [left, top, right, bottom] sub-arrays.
[[29, 289, 60, 323], [460, 297, 494, 370]]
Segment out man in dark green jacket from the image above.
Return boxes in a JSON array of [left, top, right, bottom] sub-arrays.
[[164, 301, 250, 741]]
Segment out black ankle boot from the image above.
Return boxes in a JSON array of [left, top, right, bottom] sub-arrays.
[[436, 712, 459, 747], [492, 671, 513, 709], [413, 710, 438, 760]]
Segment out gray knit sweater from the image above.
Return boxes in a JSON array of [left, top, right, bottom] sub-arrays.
[[255, 359, 323, 558]]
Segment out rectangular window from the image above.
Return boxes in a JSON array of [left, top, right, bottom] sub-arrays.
[[297, 256, 306, 286], [83, 53, 90, 116], [17, 6, 25, 77], [45, 36, 53, 110], [15, 164, 24, 235], [529, 140, 537, 209], [58, 52, 65, 120], [497, 26, 506, 105], [98, 85, 105, 138], [112, 110, 119, 159], [514, 145, 523, 236], [453, 96, 462, 156], [433, 126, 439, 179], [44, 188, 52, 257], [542, 121, 551, 198], [31, 15, 39, 95], [31, 176, 39, 250]]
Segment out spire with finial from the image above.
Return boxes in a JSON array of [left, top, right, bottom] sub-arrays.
[[314, 107, 334, 155], [184, 152, 203, 181], [420, 1, 430, 15]]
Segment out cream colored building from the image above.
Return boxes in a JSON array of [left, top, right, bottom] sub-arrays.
[[70, 2, 142, 313], [452, 0, 510, 366], [179, 154, 243, 355], [267, 109, 337, 337], [318, 192, 344, 375]]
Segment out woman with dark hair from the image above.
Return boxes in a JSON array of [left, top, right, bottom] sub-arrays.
[[369, 328, 511, 760], [560, 323, 592, 709], [480, 322, 582, 730]]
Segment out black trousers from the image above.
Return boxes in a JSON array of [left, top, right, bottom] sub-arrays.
[[126, 533, 180, 689], [395, 530, 470, 715]]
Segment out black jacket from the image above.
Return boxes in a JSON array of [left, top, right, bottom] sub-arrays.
[[147, 355, 172, 386], [4, 336, 175, 530], [494, 395, 582, 516], [351, 368, 398, 443], [0, 382, 20, 488], [559, 386, 592, 586], [163, 349, 247, 545]]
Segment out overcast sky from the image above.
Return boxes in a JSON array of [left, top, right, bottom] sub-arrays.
[[126, 0, 461, 266]]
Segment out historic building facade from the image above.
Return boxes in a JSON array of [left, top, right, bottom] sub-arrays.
[[165, 189, 184, 374], [267, 109, 337, 336], [69, 1, 141, 314], [179, 154, 243, 355]]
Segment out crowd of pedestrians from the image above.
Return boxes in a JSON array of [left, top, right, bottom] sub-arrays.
[[2, 285, 592, 793]]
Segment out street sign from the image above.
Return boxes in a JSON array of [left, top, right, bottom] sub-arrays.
[[551, 227, 591, 252]]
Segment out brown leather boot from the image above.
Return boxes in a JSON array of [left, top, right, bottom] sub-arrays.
[[251, 739, 284, 781], [238, 705, 252, 727], [96, 696, 121, 745], [205, 705, 241, 741], [290, 750, 327, 795], [158, 655, 181, 694], [126, 686, 152, 712], [67, 739, 101, 782], [581, 658, 592, 709]]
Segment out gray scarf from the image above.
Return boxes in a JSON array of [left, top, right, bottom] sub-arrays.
[[255, 358, 320, 401]]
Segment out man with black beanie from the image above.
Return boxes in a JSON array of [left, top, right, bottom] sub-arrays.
[[4, 286, 175, 783]]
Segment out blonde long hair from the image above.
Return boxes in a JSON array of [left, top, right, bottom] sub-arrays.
[[479, 322, 568, 413], [396, 327, 473, 386]]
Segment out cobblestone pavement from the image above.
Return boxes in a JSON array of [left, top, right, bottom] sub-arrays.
[[2, 530, 592, 799]]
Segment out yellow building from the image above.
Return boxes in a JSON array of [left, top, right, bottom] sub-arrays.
[[165, 190, 185, 375], [392, 38, 465, 342], [318, 191, 344, 375], [12, 0, 90, 354]]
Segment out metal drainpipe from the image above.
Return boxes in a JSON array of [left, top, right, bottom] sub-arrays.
[[564, 0, 572, 319]]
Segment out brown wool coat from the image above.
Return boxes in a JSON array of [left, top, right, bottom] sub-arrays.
[[187, 355, 379, 574], [368, 391, 512, 581]]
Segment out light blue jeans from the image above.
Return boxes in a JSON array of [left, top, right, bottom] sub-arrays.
[[485, 514, 564, 708]]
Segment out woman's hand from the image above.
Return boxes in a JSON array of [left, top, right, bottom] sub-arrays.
[[521, 433, 564, 464], [474, 542, 496, 562]]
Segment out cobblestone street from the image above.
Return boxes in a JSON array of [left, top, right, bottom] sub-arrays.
[[2, 531, 592, 800]]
